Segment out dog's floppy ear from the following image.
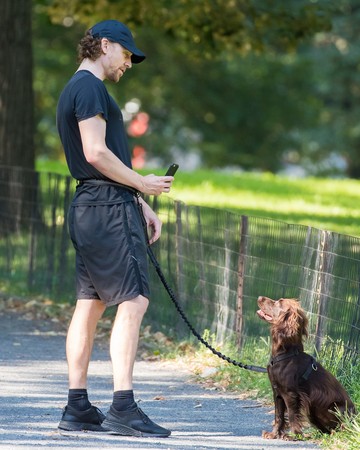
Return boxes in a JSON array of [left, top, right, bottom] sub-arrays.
[[276, 301, 308, 340], [298, 307, 309, 338]]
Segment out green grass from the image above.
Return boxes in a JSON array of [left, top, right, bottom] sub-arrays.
[[166, 170, 360, 238], [36, 158, 71, 176], [36, 159, 360, 238]]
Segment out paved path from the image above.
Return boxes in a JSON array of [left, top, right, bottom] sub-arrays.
[[0, 309, 319, 449]]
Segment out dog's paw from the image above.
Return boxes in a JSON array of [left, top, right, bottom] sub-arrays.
[[262, 430, 276, 439], [282, 432, 304, 441]]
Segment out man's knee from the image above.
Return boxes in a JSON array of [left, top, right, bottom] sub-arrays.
[[137, 294, 149, 313], [117, 295, 149, 318]]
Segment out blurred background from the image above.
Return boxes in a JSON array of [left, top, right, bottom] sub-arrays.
[[2, 0, 360, 178]]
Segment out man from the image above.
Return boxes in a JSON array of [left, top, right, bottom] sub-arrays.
[[56, 19, 174, 437]]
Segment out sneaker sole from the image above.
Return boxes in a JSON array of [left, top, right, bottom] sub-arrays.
[[58, 421, 105, 432], [102, 419, 170, 438]]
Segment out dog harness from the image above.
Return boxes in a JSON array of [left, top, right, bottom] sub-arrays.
[[269, 348, 318, 381]]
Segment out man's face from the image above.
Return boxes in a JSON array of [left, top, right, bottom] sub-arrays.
[[104, 41, 132, 83]]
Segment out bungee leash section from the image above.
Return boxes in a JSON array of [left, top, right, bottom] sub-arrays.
[[133, 190, 267, 374], [146, 244, 268, 374]]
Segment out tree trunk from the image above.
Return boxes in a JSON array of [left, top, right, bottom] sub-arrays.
[[0, 0, 36, 231]]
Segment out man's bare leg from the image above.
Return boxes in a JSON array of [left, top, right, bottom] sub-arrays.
[[102, 294, 171, 437], [58, 299, 106, 431], [66, 299, 106, 388], [110, 295, 149, 391]]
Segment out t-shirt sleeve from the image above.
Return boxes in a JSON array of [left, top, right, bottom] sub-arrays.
[[72, 77, 110, 122]]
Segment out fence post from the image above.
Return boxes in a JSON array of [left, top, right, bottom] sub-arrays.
[[236, 215, 248, 350], [27, 171, 39, 290], [175, 201, 185, 335], [57, 176, 72, 296], [217, 215, 231, 343], [315, 230, 335, 353], [195, 206, 210, 333]]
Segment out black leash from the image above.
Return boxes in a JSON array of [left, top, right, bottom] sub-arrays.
[[79, 180, 267, 373], [135, 194, 267, 374], [146, 243, 267, 373]]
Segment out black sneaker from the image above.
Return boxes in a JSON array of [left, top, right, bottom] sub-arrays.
[[102, 405, 171, 437], [58, 405, 106, 432]]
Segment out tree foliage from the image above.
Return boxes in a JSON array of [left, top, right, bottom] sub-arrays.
[[33, 0, 334, 173], [48, 0, 332, 56], [306, 0, 360, 178]]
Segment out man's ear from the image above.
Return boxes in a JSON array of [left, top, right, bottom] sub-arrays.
[[101, 38, 110, 54]]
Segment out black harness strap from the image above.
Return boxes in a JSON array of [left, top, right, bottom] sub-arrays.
[[302, 357, 318, 381], [270, 348, 318, 380], [270, 348, 300, 366]]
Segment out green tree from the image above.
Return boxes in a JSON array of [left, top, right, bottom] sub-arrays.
[[33, 1, 84, 160], [37, 0, 332, 172], [49, 0, 332, 55], [308, 0, 360, 178]]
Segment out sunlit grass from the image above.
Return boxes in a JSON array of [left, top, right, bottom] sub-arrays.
[[36, 160, 360, 237], [166, 170, 360, 238]]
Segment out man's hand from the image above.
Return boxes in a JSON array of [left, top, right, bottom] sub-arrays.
[[139, 198, 162, 244], [140, 174, 174, 196]]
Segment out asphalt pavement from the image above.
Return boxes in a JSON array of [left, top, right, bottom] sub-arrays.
[[0, 309, 320, 450]]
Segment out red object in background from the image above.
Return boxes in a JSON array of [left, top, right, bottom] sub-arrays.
[[132, 145, 146, 169], [127, 112, 149, 137]]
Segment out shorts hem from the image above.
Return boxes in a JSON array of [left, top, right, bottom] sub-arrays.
[[76, 294, 101, 301], [105, 291, 150, 308]]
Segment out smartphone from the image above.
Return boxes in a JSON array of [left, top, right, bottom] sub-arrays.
[[165, 163, 179, 176]]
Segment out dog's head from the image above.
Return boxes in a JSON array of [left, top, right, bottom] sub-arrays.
[[257, 296, 308, 348]]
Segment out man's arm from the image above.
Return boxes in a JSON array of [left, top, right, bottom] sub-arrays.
[[78, 115, 173, 196]]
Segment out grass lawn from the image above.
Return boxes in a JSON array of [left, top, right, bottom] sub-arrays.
[[167, 170, 360, 238], [36, 159, 360, 238]]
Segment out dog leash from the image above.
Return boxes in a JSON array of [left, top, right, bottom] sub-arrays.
[[78, 180, 267, 373], [134, 192, 268, 374], [145, 241, 268, 373]]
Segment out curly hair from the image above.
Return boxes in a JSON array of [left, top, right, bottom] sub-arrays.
[[77, 31, 103, 62]]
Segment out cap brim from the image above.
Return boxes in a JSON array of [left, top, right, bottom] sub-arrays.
[[127, 45, 145, 64], [131, 52, 146, 64]]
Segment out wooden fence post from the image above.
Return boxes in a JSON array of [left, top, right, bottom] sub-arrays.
[[175, 201, 185, 335], [236, 215, 248, 350], [315, 230, 336, 353]]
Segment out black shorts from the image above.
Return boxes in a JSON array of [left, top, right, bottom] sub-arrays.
[[68, 181, 150, 307]]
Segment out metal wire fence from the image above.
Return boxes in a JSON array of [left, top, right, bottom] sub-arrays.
[[0, 167, 359, 363]]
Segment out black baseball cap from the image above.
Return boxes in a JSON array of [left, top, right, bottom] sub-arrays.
[[89, 20, 146, 64]]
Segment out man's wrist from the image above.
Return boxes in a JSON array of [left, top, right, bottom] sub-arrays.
[[133, 173, 145, 193]]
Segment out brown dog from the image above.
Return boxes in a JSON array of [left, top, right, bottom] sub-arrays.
[[257, 296, 355, 440]]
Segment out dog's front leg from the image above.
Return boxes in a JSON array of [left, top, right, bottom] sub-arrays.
[[284, 393, 304, 440], [262, 393, 287, 439]]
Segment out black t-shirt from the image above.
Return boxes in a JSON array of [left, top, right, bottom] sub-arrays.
[[56, 70, 132, 180]]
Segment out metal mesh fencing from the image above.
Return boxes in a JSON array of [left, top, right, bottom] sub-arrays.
[[0, 167, 359, 363]]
